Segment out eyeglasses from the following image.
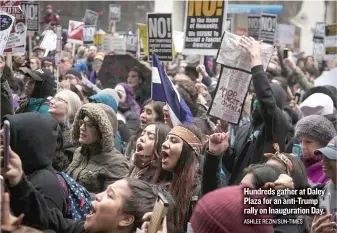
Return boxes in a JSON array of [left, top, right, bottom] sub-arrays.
[[48, 96, 68, 104], [79, 119, 96, 129]]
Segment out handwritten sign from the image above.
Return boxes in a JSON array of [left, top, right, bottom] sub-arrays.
[[208, 67, 252, 124], [216, 31, 274, 72], [0, 11, 15, 54]]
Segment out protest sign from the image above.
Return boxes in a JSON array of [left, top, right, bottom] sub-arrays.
[[83, 25, 95, 44], [315, 68, 337, 89], [259, 13, 277, 45], [247, 15, 260, 40], [40, 30, 56, 51], [125, 34, 138, 54], [216, 32, 274, 72], [184, 0, 228, 56], [67, 20, 84, 44], [0, 1, 20, 7], [0, 11, 15, 54], [147, 13, 172, 62], [173, 31, 184, 53], [83, 9, 98, 26], [313, 22, 326, 43], [98, 54, 151, 89], [324, 24, 337, 60], [103, 34, 126, 54], [208, 67, 252, 124], [20, 1, 39, 32], [138, 24, 148, 57], [226, 18, 233, 32], [55, 25, 62, 66], [1, 5, 26, 54], [276, 24, 295, 45], [109, 4, 121, 22]]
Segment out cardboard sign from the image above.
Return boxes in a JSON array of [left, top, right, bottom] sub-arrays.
[[259, 13, 277, 45], [67, 20, 84, 44], [20, 1, 39, 32], [276, 24, 295, 45], [83, 25, 96, 44], [1, 5, 26, 54], [147, 13, 172, 61], [103, 34, 126, 54], [83, 9, 98, 26], [98, 54, 151, 89], [109, 4, 121, 22], [247, 15, 260, 40], [183, 0, 228, 56], [55, 25, 62, 66], [216, 32, 274, 72], [40, 30, 57, 51], [324, 24, 337, 61], [313, 22, 326, 43], [125, 34, 138, 54], [0, 11, 15, 54]]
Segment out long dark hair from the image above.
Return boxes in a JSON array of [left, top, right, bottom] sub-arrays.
[[168, 124, 202, 233], [142, 99, 165, 123]]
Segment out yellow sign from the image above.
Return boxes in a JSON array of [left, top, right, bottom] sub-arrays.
[[138, 24, 149, 56], [188, 0, 223, 17]]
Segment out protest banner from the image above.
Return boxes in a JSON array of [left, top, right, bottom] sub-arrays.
[[20, 1, 39, 32], [208, 67, 251, 124], [103, 34, 126, 54], [138, 24, 148, 57], [109, 4, 121, 22], [98, 54, 151, 89], [125, 34, 138, 54], [258, 13, 277, 45], [55, 25, 62, 66], [324, 24, 337, 60], [40, 30, 57, 51], [183, 0, 228, 56], [247, 15, 260, 40], [216, 32, 274, 72], [0, 11, 15, 54], [83, 25, 96, 44], [83, 9, 98, 26], [226, 18, 233, 32], [67, 20, 84, 44], [276, 24, 295, 45], [1, 5, 26, 54], [0, 1, 20, 7], [147, 13, 172, 62]]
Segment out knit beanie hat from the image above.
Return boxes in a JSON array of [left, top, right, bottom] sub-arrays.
[[190, 185, 273, 233], [295, 115, 336, 145]]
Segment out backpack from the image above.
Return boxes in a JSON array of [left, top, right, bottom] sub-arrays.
[[56, 171, 91, 220]]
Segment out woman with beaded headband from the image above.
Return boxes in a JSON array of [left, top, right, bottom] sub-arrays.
[[161, 123, 202, 233]]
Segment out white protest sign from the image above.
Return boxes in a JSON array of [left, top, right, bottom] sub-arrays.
[[208, 67, 252, 124], [324, 24, 337, 61], [147, 13, 172, 62], [83, 25, 95, 44], [103, 35, 126, 54], [20, 1, 39, 32], [55, 25, 62, 66], [276, 24, 295, 45], [259, 13, 277, 45], [67, 20, 84, 45], [173, 31, 184, 53], [40, 30, 56, 51], [216, 32, 274, 72], [315, 68, 337, 89], [125, 34, 138, 54], [226, 18, 233, 32], [109, 4, 121, 22], [0, 11, 15, 54], [247, 15, 260, 40], [313, 22, 326, 43], [83, 9, 98, 26]]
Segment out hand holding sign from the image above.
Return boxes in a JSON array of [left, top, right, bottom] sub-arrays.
[[238, 36, 263, 68]]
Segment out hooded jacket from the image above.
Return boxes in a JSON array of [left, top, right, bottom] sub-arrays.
[[3, 113, 67, 215], [223, 65, 291, 185], [67, 103, 129, 194]]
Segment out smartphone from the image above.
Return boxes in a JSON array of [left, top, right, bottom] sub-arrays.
[[294, 92, 301, 105], [3, 120, 10, 169], [148, 193, 169, 233], [284, 48, 289, 59], [292, 144, 302, 159]]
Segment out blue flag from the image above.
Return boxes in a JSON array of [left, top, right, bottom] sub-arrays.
[[151, 53, 194, 126]]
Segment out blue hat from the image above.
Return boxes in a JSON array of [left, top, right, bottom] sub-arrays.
[[315, 136, 337, 160], [89, 93, 118, 113]]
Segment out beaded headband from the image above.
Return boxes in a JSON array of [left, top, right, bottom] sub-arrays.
[[168, 126, 202, 155], [264, 143, 293, 176]]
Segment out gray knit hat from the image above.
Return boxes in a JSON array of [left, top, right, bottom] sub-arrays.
[[295, 115, 336, 145]]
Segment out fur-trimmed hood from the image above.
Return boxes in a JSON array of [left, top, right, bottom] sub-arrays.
[[72, 103, 114, 152]]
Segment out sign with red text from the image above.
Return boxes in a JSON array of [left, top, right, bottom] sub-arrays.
[[1, 5, 27, 54], [67, 20, 84, 44]]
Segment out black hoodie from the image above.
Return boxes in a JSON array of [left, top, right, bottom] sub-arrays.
[[3, 113, 67, 215]]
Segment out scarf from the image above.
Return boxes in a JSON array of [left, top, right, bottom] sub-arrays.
[[306, 161, 329, 185]]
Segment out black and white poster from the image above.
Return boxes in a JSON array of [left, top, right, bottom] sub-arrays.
[[259, 13, 277, 45], [147, 13, 172, 62], [247, 15, 260, 40], [83, 25, 95, 44], [109, 4, 121, 22], [184, 0, 228, 56], [313, 22, 326, 43], [20, 1, 39, 32], [125, 34, 138, 54], [83, 9, 98, 26]]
